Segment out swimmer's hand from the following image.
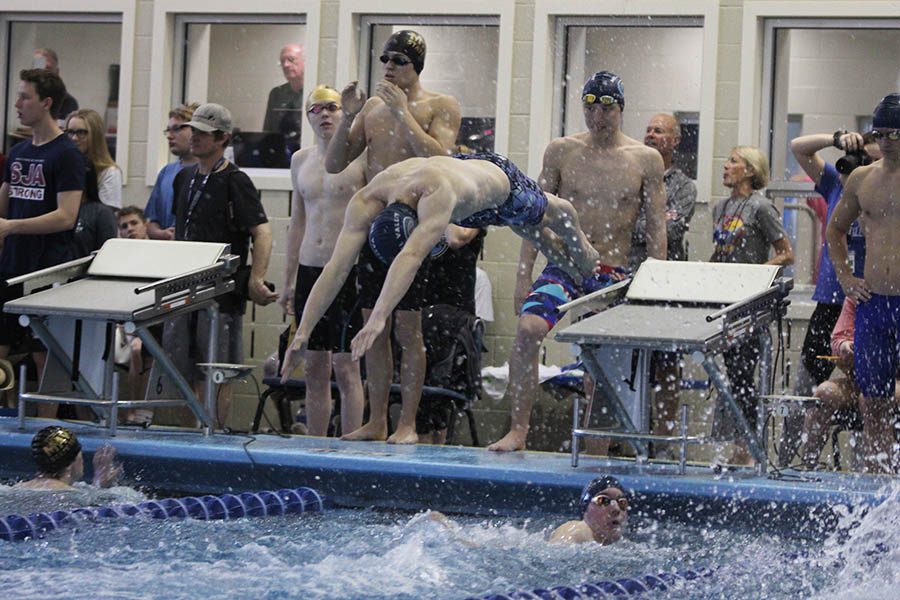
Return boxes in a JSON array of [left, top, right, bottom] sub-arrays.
[[839, 275, 871, 303], [341, 81, 366, 116], [279, 284, 295, 316], [92, 444, 123, 488], [280, 334, 309, 384], [350, 318, 386, 361], [375, 81, 408, 117]]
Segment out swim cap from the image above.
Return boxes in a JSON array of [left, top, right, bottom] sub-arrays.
[[306, 85, 341, 109], [579, 475, 625, 514], [872, 93, 900, 129], [368, 203, 418, 265], [582, 71, 625, 111], [31, 426, 82, 474], [383, 30, 427, 74]]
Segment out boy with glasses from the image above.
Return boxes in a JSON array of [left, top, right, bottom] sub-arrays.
[[281, 86, 366, 438], [145, 103, 199, 240], [827, 93, 900, 473], [322, 30, 461, 445]]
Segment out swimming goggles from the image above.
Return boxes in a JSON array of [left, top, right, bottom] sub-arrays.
[[380, 54, 411, 67], [308, 102, 340, 115], [582, 94, 618, 106], [872, 129, 900, 141], [592, 495, 629, 510]]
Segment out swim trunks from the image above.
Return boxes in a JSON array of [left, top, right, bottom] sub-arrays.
[[521, 263, 631, 329], [854, 293, 900, 399], [452, 152, 547, 228], [294, 264, 361, 353]]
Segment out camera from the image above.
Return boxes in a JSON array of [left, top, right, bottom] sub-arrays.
[[835, 150, 871, 175]]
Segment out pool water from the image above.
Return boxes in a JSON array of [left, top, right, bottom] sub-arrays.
[[0, 484, 896, 599]]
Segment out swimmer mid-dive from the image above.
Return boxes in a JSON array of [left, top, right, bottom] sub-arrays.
[[14, 426, 122, 490], [281, 151, 601, 376]]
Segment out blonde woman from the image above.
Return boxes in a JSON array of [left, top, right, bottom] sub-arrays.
[[710, 145, 794, 465], [65, 109, 122, 208]]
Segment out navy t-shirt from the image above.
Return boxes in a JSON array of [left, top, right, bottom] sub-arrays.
[[1, 134, 85, 276]]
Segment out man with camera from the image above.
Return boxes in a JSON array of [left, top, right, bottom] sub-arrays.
[[779, 128, 880, 464], [164, 103, 278, 430]]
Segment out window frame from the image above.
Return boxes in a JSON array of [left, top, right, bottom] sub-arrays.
[[149, 0, 320, 190], [335, 0, 515, 157], [0, 1, 136, 179], [529, 0, 718, 203]]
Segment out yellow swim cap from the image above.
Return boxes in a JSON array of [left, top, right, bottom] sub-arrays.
[[306, 85, 341, 109]]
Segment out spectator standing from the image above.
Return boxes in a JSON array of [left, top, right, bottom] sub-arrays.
[[263, 44, 305, 154], [165, 103, 278, 429], [65, 109, 122, 208], [0, 69, 85, 418], [709, 146, 793, 465], [33, 48, 78, 122], [70, 163, 117, 258], [145, 103, 199, 240]]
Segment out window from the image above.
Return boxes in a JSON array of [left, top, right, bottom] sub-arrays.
[[762, 20, 900, 182], [174, 16, 307, 169], [2, 15, 122, 156], [358, 17, 501, 153], [556, 17, 705, 179]]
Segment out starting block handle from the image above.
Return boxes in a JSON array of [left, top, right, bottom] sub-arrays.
[[557, 278, 631, 313]]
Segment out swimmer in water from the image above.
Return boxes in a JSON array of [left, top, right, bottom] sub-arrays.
[[280, 152, 601, 377], [15, 426, 122, 490], [548, 476, 629, 545], [426, 475, 628, 547]]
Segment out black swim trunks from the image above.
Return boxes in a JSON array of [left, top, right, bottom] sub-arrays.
[[357, 241, 431, 312], [294, 264, 362, 353]]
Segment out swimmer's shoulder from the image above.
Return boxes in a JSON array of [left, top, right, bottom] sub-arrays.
[[543, 133, 591, 163], [548, 519, 593, 544]]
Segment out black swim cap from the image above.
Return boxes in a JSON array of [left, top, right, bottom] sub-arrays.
[[368, 203, 418, 265], [873, 93, 900, 129], [582, 71, 625, 111], [579, 475, 625, 514], [383, 30, 426, 74], [31, 426, 82, 474]]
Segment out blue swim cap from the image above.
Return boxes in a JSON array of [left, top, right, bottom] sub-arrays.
[[579, 475, 625, 515], [582, 71, 625, 111], [873, 93, 900, 129], [368, 203, 418, 265]]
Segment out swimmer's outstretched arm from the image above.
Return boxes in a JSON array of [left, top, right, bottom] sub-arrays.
[[350, 192, 455, 360], [281, 192, 384, 381]]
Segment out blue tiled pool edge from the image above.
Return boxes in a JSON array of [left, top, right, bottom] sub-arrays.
[[0, 418, 891, 536]]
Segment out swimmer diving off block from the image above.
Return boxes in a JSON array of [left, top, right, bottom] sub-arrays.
[[281, 151, 601, 375]]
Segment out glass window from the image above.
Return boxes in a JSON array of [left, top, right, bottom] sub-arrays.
[[557, 17, 705, 179], [175, 17, 306, 169], [361, 18, 500, 153], [763, 21, 900, 182], [3, 16, 122, 156]]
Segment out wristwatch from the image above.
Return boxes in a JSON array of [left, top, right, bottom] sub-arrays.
[[833, 130, 847, 149]]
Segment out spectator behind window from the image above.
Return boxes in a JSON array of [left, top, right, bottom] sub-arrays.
[[65, 109, 122, 208]]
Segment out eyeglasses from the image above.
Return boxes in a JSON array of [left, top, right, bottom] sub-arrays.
[[164, 124, 190, 135], [65, 128, 89, 138], [591, 495, 629, 510], [872, 129, 900, 141], [380, 54, 411, 67], [308, 102, 340, 115], [582, 94, 618, 107]]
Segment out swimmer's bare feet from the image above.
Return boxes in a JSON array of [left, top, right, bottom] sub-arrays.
[[341, 421, 388, 442], [387, 424, 419, 445], [487, 429, 527, 452]]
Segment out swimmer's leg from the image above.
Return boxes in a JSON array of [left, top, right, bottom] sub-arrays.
[[342, 308, 390, 442], [387, 309, 425, 444], [540, 194, 600, 275], [333, 352, 365, 436], [859, 394, 898, 473], [488, 313, 550, 452], [304, 350, 335, 436]]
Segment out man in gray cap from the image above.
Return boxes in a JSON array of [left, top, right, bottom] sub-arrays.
[[164, 102, 278, 429]]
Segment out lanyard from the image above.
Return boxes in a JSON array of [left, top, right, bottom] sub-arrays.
[[184, 157, 226, 238]]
